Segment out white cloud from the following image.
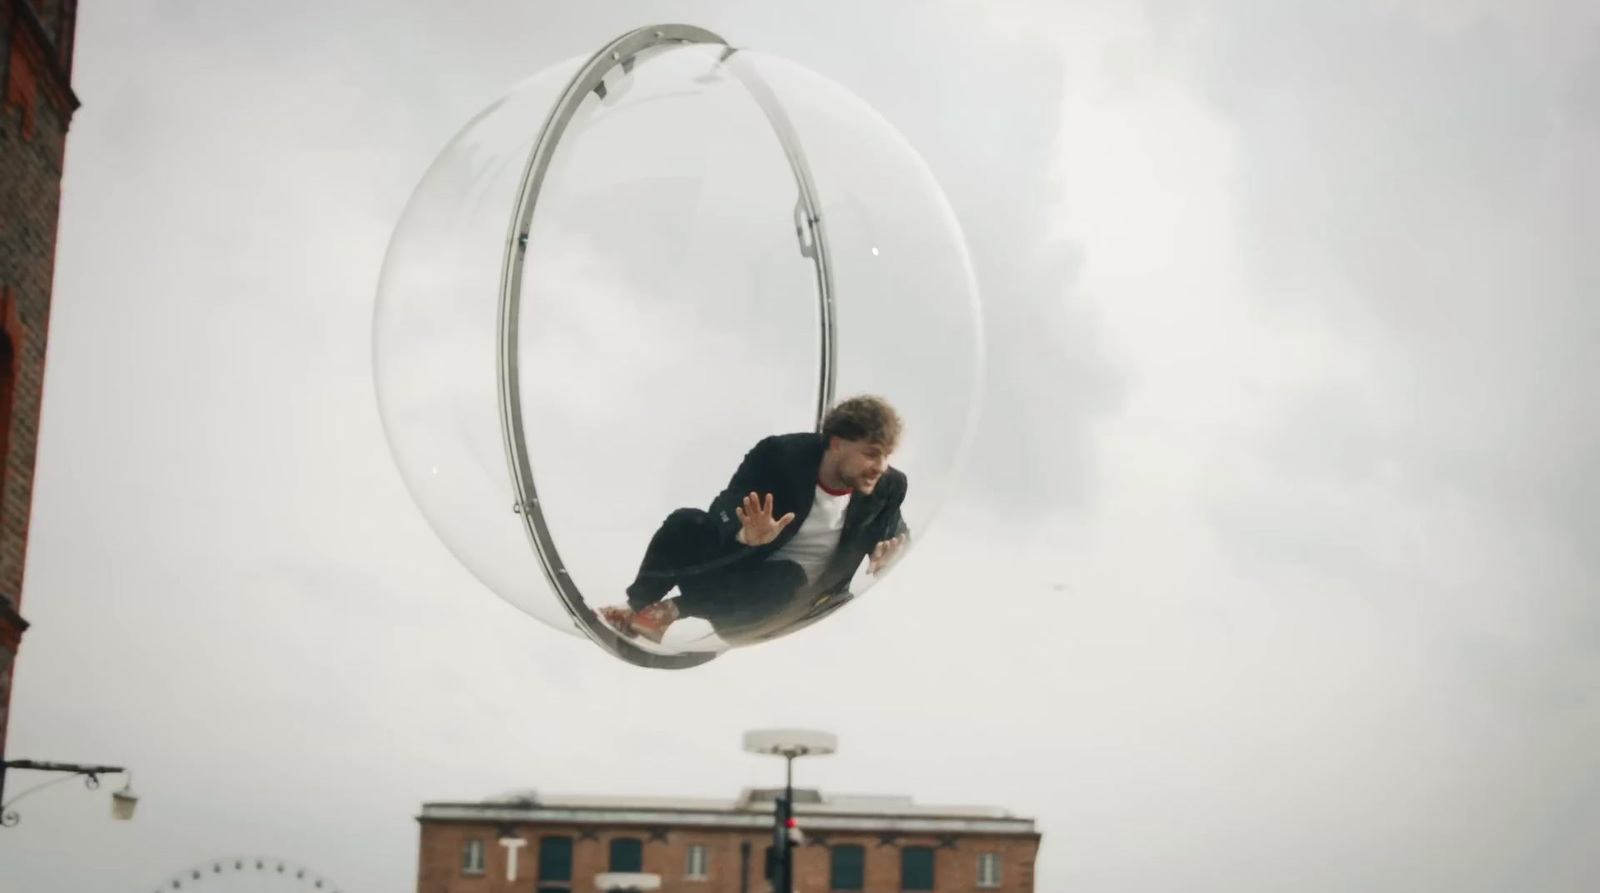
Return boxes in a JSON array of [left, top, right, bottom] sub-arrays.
[[4, 1, 1596, 892]]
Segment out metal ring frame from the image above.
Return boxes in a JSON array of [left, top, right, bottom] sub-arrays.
[[496, 25, 837, 669]]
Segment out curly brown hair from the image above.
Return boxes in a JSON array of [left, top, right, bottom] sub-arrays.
[[821, 395, 903, 450]]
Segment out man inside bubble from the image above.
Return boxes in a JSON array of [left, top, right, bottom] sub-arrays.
[[596, 395, 911, 646]]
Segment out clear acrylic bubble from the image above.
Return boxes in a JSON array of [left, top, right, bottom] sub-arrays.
[[373, 26, 983, 668]]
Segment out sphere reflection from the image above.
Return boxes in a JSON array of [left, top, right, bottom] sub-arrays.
[[373, 25, 982, 667]]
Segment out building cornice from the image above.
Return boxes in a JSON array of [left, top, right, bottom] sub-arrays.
[[418, 804, 1038, 837]]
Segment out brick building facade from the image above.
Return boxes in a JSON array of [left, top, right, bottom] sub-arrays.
[[416, 788, 1039, 893], [0, 0, 79, 757]]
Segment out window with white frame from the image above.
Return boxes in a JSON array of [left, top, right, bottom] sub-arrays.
[[977, 853, 1001, 888], [686, 844, 709, 879], [462, 839, 486, 876]]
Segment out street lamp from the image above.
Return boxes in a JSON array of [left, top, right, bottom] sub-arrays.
[[0, 759, 137, 828], [743, 730, 836, 893], [111, 773, 139, 821]]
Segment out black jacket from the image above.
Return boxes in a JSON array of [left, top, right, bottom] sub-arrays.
[[707, 432, 909, 595]]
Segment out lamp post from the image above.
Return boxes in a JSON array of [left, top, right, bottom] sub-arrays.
[[743, 730, 836, 893], [0, 759, 137, 827]]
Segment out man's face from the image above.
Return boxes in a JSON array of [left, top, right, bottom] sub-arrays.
[[831, 437, 893, 493]]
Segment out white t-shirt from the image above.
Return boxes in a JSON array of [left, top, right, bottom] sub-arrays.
[[769, 483, 852, 582]]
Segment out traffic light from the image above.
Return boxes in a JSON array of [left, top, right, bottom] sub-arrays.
[[771, 795, 791, 893], [773, 794, 791, 854]]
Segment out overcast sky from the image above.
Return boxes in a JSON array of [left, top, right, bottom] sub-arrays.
[[4, 0, 1599, 891]]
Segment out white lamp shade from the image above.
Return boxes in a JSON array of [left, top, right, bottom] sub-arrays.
[[111, 788, 137, 821]]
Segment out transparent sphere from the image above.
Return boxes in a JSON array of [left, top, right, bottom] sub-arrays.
[[374, 26, 983, 668]]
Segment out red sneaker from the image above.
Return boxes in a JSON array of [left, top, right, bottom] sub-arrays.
[[629, 601, 680, 644], [595, 605, 637, 638]]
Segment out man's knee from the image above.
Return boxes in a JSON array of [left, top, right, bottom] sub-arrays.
[[662, 507, 710, 529], [657, 507, 716, 547]]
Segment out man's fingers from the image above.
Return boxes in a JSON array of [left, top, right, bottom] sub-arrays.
[[776, 512, 796, 529], [870, 536, 906, 573]]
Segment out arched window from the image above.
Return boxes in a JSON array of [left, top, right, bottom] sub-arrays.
[[830, 844, 866, 890], [0, 288, 21, 530], [539, 835, 574, 884], [609, 837, 643, 873], [0, 328, 14, 462], [900, 846, 935, 891]]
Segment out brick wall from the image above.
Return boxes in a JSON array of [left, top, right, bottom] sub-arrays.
[[0, 0, 79, 755], [417, 821, 1040, 893]]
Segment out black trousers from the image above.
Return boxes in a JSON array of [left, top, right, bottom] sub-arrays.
[[626, 508, 809, 641]]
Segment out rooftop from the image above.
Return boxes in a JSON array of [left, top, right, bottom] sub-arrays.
[[420, 788, 1036, 836]]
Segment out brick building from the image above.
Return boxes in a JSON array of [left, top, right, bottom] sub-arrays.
[[416, 788, 1039, 893], [0, 0, 79, 756]]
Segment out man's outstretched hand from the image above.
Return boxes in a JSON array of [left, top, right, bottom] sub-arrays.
[[736, 492, 795, 546], [868, 533, 909, 575]]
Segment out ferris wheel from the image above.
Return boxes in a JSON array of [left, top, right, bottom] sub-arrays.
[[147, 856, 347, 893]]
